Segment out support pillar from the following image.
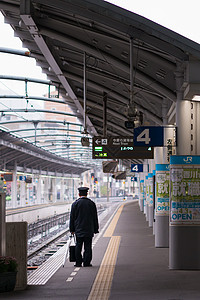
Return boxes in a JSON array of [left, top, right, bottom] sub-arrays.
[[154, 98, 170, 247], [36, 174, 41, 205], [44, 177, 49, 203], [11, 162, 17, 208], [60, 178, 64, 202], [20, 180, 26, 207], [52, 178, 57, 203], [169, 64, 200, 269], [145, 175, 149, 222], [107, 173, 109, 202], [139, 173, 144, 211], [169, 155, 200, 269], [148, 173, 154, 227], [0, 193, 6, 256], [155, 164, 170, 247], [143, 161, 148, 216]]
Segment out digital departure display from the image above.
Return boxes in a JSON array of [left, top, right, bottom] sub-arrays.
[[92, 136, 154, 159]]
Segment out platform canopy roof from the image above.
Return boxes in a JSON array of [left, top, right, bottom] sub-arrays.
[[1, 0, 200, 165], [0, 129, 90, 175]]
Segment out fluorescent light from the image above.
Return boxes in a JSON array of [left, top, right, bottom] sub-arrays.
[[192, 95, 200, 101]]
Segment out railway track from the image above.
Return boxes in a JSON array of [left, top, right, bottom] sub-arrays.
[[27, 207, 105, 270]]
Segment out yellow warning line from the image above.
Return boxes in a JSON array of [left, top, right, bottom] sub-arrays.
[[103, 204, 124, 237], [87, 236, 121, 300], [87, 204, 124, 299]]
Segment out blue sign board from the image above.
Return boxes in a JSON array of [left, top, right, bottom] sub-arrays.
[[170, 155, 200, 165], [19, 175, 26, 181], [134, 126, 164, 146], [156, 164, 170, 171], [131, 164, 143, 172]]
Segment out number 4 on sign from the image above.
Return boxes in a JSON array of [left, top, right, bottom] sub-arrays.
[[137, 129, 151, 144], [132, 165, 138, 172], [131, 164, 143, 172]]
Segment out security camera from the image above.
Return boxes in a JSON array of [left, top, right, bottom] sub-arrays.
[[124, 121, 135, 129]]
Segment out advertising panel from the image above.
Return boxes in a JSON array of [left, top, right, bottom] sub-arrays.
[[140, 179, 145, 208], [170, 156, 200, 224], [155, 164, 170, 216], [145, 175, 149, 207], [148, 173, 154, 207]]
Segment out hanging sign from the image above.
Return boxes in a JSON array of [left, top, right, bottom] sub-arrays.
[[134, 126, 163, 146], [92, 136, 153, 159], [170, 155, 200, 224], [134, 126, 176, 147], [131, 164, 143, 172]]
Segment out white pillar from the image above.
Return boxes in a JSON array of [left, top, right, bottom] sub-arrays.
[[154, 99, 170, 247], [0, 193, 6, 256], [138, 173, 144, 211], [20, 180, 26, 207], [154, 147, 163, 165], [11, 162, 17, 208], [52, 178, 57, 203], [162, 98, 169, 162], [36, 174, 41, 205], [148, 159, 155, 173], [175, 65, 191, 155], [60, 178, 65, 202], [143, 160, 148, 216], [44, 177, 49, 203], [169, 63, 199, 269]]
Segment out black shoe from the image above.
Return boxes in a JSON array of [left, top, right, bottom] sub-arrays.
[[74, 263, 82, 267], [83, 264, 92, 267]]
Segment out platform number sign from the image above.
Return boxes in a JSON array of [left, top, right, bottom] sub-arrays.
[[136, 129, 151, 144], [131, 164, 143, 173], [134, 126, 164, 147]]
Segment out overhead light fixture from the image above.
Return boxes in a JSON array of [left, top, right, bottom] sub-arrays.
[[124, 120, 135, 129], [81, 137, 90, 147], [192, 95, 200, 101]]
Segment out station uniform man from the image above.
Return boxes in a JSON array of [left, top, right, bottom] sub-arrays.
[[69, 187, 99, 267]]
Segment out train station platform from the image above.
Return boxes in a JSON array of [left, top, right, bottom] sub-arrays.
[[2, 200, 200, 300]]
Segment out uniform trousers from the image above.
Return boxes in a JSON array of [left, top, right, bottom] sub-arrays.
[[75, 236, 92, 266]]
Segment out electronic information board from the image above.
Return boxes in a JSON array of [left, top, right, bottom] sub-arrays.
[[92, 136, 154, 159]]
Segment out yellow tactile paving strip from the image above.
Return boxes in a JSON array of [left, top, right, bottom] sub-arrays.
[[87, 236, 121, 300], [103, 204, 124, 237], [87, 204, 124, 300]]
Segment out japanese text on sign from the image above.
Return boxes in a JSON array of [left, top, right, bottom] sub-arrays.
[[170, 167, 200, 224], [156, 171, 169, 216]]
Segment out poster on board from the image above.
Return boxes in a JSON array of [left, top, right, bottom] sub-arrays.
[[148, 173, 154, 207], [155, 164, 170, 216], [170, 156, 200, 224]]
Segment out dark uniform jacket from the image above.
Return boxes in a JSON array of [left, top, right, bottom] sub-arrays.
[[69, 197, 99, 237]]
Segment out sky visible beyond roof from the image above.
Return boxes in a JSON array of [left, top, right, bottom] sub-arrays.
[[1, 0, 200, 96], [106, 0, 200, 44]]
